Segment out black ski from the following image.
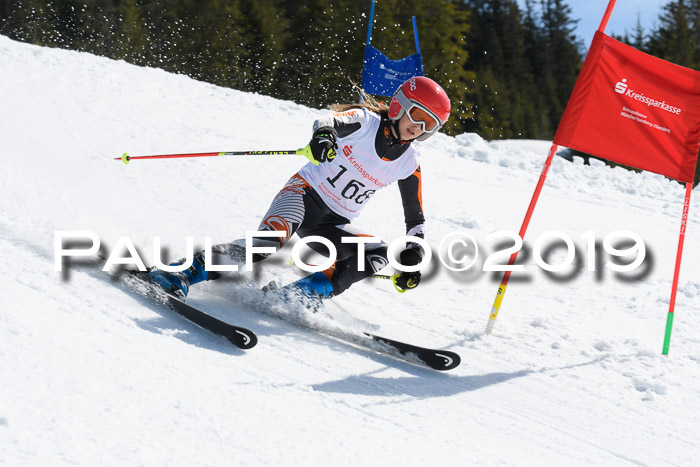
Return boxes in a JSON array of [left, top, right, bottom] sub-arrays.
[[124, 272, 257, 350], [365, 333, 461, 371], [257, 282, 460, 371]]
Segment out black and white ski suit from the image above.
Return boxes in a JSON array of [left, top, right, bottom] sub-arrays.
[[214, 108, 425, 295]]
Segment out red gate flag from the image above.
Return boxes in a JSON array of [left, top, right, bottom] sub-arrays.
[[554, 31, 700, 183], [486, 1, 698, 355]]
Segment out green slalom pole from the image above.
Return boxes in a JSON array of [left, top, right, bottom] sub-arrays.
[[116, 146, 318, 165], [662, 313, 675, 355]]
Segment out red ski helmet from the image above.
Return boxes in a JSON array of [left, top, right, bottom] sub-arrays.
[[388, 76, 451, 141]]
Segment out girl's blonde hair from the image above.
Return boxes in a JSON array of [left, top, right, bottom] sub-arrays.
[[329, 84, 390, 117]]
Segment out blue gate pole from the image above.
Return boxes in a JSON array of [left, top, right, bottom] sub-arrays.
[[366, 0, 376, 46], [412, 16, 420, 54], [412, 16, 423, 75]]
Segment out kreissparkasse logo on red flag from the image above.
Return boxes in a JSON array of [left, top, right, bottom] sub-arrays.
[[554, 31, 700, 183]]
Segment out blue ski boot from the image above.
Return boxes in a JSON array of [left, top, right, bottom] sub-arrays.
[[148, 252, 212, 298], [266, 271, 335, 311]]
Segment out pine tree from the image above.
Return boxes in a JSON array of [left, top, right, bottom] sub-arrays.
[[539, 0, 581, 133], [233, 0, 289, 94], [521, 0, 550, 137], [644, 0, 700, 187], [647, 0, 700, 69], [111, 0, 150, 63], [464, 0, 518, 138], [275, 0, 365, 107], [630, 13, 647, 51], [464, 0, 551, 139], [2, 0, 57, 46], [203, 0, 250, 90]]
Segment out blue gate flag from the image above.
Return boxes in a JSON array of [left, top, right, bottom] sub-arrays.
[[361, 45, 424, 96]]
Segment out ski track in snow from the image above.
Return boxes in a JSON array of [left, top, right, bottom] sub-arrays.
[[2, 35, 700, 466]]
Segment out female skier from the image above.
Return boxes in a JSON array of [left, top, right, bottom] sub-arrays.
[[149, 76, 451, 305]]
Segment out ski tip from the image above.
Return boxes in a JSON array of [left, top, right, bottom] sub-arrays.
[[233, 329, 258, 349], [428, 351, 461, 371]]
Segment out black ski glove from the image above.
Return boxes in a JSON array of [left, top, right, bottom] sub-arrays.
[[309, 126, 338, 163], [393, 245, 423, 292]]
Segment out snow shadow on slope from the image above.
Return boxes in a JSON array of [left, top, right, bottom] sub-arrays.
[[312, 369, 533, 398]]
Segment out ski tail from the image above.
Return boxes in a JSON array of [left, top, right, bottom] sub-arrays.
[[124, 271, 257, 350]]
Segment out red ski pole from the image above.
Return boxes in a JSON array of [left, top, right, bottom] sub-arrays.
[[115, 147, 316, 165]]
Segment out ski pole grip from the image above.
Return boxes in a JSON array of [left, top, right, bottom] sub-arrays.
[[297, 145, 319, 166], [391, 273, 407, 294]]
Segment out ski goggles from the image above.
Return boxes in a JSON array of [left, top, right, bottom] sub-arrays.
[[394, 91, 443, 134], [406, 105, 441, 133]]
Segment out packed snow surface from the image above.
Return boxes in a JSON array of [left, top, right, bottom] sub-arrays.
[[2, 36, 700, 466]]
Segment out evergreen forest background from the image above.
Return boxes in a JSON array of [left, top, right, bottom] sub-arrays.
[[1, 0, 699, 184]]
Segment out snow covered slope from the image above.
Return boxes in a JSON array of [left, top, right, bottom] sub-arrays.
[[2, 35, 700, 466]]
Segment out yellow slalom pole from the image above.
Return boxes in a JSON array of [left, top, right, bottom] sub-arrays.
[[485, 144, 558, 335], [486, 284, 507, 334]]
